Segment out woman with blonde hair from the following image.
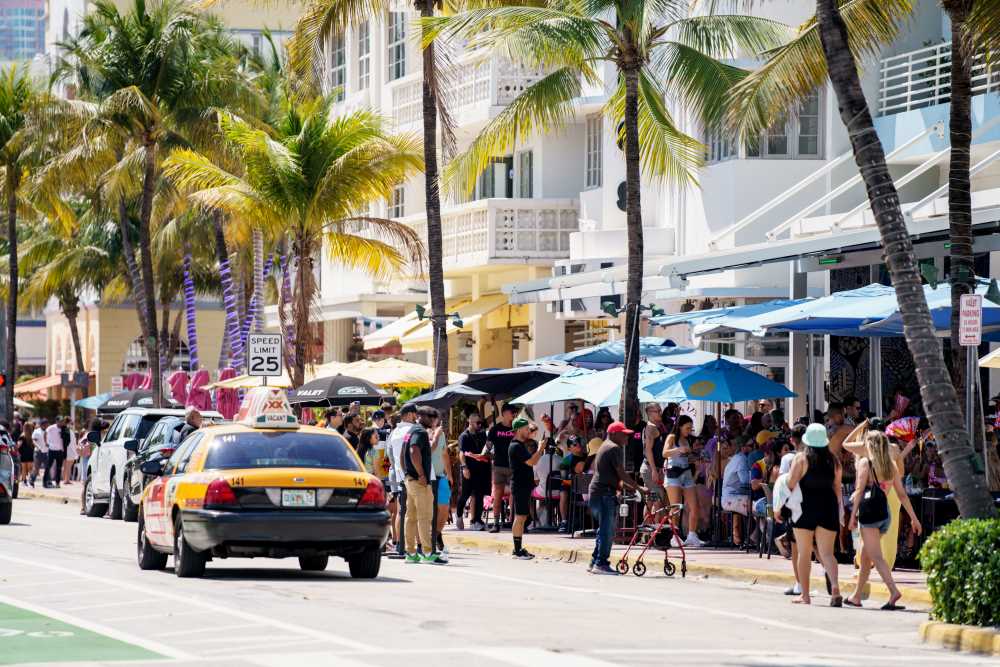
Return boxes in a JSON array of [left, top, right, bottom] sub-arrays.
[[846, 430, 922, 610]]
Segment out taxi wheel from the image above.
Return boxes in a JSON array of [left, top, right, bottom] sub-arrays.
[[347, 547, 381, 579], [0, 501, 11, 525], [173, 517, 206, 578], [137, 513, 167, 570], [122, 473, 139, 523], [298, 555, 329, 572]]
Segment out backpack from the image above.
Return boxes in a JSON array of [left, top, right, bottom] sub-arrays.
[[858, 461, 889, 524]]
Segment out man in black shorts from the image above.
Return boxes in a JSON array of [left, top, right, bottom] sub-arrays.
[[483, 404, 516, 533], [509, 416, 545, 560]]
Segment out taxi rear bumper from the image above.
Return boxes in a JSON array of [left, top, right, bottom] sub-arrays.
[[180, 508, 390, 556]]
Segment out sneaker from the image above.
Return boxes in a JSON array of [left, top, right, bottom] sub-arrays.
[[474, 521, 486, 531], [405, 553, 421, 564], [489, 525, 501, 533], [586, 562, 594, 573], [684, 533, 705, 548], [513, 549, 535, 561], [456, 515, 465, 530], [558, 521, 569, 533], [591, 564, 618, 575], [421, 553, 444, 564]]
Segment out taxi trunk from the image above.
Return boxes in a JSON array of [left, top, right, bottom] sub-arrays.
[[181, 467, 390, 558]]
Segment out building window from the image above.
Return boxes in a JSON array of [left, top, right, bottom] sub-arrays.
[[387, 12, 406, 81], [705, 90, 823, 163], [388, 186, 405, 218], [357, 21, 370, 91], [518, 151, 533, 198], [585, 115, 602, 189], [329, 32, 346, 101]]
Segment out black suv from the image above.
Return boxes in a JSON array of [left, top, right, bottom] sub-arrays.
[[121, 416, 185, 521]]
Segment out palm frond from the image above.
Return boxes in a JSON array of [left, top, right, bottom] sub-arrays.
[[725, 0, 913, 140]]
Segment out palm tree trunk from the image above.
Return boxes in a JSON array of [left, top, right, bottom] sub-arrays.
[[619, 65, 644, 428], [117, 198, 150, 345], [278, 249, 295, 375], [946, 2, 975, 413], [138, 140, 161, 407], [816, 0, 995, 518], [61, 294, 85, 374], [166, 307, 183, 370], [291, 234, 313, 387], [252, 229, 265, 334], [160, 299, 170, 371], [418, 0, 449, 390], [4, 165, 18, 421], [211, 210, 243, 372], [182, 246, 199, 371]]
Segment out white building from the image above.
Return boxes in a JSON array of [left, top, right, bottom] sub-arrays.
[[506, 0, 1000, 417]]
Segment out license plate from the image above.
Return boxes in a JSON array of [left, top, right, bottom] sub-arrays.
[[281, 489, 316, 508]]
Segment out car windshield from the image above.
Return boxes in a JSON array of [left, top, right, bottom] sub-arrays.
[[203, 431, 361, 472]]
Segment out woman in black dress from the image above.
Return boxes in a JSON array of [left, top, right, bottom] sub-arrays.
[[17, 422, 34, 483], [788, 423, 843, 606]]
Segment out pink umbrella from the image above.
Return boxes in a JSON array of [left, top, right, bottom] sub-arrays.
[[215, 367, 240, 420], [186, 369, 212, 411], [123, 372, 147, 391], [137, 372, 152, 390], [167, 370, 190, 406]]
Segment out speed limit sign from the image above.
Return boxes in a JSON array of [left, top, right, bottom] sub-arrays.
[[247, 333, 283, 377]]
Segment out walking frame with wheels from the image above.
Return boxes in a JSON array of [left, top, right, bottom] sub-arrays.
[[615, 501, 687, 578]]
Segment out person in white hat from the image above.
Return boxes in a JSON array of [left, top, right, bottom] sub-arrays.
[[787, 423, 844, 607]]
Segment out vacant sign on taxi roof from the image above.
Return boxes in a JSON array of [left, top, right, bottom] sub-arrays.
[[247, 333, 283, 377]]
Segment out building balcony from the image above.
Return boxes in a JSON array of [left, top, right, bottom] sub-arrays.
[[400, 198, 579, 273], [879, 40, 1000, 116], [388, 54, 547, 129]]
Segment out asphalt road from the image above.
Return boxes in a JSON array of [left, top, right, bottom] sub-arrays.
[[0, 500, 991, 667]]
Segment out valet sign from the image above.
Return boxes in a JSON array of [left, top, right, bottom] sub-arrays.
[[959, 294, 983, 347], [247, 333, 283, 377]]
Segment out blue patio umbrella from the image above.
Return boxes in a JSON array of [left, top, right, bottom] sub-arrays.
[[860, 281, 1000, 336], [574, 361, 681, 408], [647, 358, 796, 403], [508, 367, 598, 405], [527, 337, 759, 369], [688, 299, 815, 337], [73, 392, 113, 410]]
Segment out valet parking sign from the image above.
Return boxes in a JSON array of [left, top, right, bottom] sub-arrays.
[[959, 293, 983, 347], [247, 333, 284, 379]]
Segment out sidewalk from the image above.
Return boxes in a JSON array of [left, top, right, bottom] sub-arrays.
[[442, 525, 930, 607], [16, 481, 82, 505]]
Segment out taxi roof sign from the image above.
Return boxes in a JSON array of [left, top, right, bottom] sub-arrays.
[[236, 387, 299, 428]]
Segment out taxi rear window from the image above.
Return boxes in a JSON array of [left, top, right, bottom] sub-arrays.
[[203, 432, 361, 472]]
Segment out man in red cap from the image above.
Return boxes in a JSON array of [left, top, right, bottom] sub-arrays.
[[588, 421, 645, 575]]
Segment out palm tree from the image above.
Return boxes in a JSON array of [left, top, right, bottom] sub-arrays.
[[424, 1, 785, 424], [19, 207, 120, 374], [811, 0, 995, 518], [0, 65, 46, 421], [288, 1, 461, 390], [54, 0, 258, 405], [162, 99, 426, 386]]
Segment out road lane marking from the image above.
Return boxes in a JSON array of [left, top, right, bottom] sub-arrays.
[[103, 611, 216, 622], [0, 553, 373, 652], [474, 647, 620, 666], [154, 622, 263, 638], [0, 578, 80, 589], [411, 565, 873, 644], [63, 600, 150, 612], [587, 648, 995, 664], [199, 637, 330, 655], [0, 594, 194, 660]]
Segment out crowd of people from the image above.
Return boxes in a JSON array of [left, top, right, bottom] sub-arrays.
[[2, 413, 92, 490]]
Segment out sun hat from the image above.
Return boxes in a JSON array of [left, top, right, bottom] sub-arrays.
[[587, 437, 604, 456], [755, 430, 778, 446], [802, 423, 829, 448], [512, 416, 531, 430]]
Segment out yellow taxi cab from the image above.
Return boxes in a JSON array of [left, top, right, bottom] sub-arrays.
[[135, 387, 389, 579]]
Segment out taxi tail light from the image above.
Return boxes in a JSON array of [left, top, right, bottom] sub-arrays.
[[159, 448, 175, 459], [204, 478, 238, 507], [358, 479, 386, 508]]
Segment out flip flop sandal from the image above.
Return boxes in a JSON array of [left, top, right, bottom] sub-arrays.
[[844, 599, 863, 608], [880, 602, 906, 611], [830, 595, 844, 608]]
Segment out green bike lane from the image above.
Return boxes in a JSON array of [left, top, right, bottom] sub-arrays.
[[0, 600, 164, 665]]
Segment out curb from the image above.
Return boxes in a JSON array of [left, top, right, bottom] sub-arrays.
[[920, 621, 1000, 656], [16, 490, 79, 505], [443, 533, 931, 606]]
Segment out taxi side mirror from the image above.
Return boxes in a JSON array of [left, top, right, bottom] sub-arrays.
[[123, 439, 139, 453], [140, 460, 164, 476]]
